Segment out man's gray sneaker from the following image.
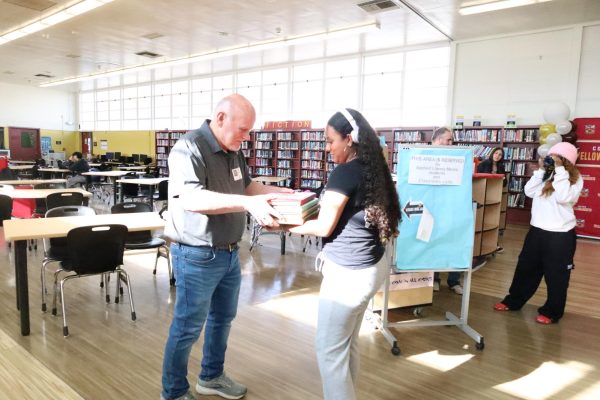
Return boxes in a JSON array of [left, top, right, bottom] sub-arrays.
[[160, 390, 196, 400], [196, 373, 247, 399]]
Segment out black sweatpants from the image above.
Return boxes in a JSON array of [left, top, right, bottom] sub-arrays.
[[502, 226, 576, 321]]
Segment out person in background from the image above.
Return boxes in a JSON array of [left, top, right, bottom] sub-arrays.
[[66, 151, 90, 188], [283, 108, 400, 400], [477, 147, 505, 174], [431, 127, 463, 294], [494, 142, 582, 324], [161, 94, 292, 400]]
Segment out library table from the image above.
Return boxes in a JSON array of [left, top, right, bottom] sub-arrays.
[[3, 212, 166, 336], [0, 179, 67, 187], [115, 177, 168, 208], [83, 170, 144, 204]]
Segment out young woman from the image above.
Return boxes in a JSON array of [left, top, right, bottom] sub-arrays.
[[477, 147, 505, 174], [286, 108, 400, 400], [494, 142, 582, 324]]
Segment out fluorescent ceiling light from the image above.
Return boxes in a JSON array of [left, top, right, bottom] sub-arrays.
[[39, 21, 380, 88], [459, 0, 552, 15], [0, 0, 114, 46]]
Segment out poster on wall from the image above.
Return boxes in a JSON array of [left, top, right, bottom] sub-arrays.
[[100, 140, 108, 150], [41, 136, 52, 155]]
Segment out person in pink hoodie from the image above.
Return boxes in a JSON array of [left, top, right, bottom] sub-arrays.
[[494, 142, 582, 324]]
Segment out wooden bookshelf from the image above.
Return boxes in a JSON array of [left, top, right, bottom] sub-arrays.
[[377, 127, 435, 173], [155, 129, 187, 176], [472, 174, 503, 256]]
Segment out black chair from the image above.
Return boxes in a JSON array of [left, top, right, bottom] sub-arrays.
[[41, 206, 97, 312], [0, 194, 12, 226], [111, 202, 174, 286], [51, 224, 135, 337], [120, 173, 142, 201], [153, 179, 168, 211], [46, 191, 85, 211]]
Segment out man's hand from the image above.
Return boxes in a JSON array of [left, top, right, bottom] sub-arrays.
[[245, 194, 282, 227]]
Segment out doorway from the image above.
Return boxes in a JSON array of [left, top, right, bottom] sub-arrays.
[[8, 127, 41, 160], [81, 131, 93, 158]]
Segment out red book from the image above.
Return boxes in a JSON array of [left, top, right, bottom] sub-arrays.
[[268, 191, 316, 206]]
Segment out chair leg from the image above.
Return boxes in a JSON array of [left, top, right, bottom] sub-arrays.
[[51, 269, 63, 316], [153, 249, 159, 275], [40, 259, 54, 312], [115, 272, 122, 303], [104, 274, 111, 303], [59, 276, 76, 337], [118, 268, 136, 321]]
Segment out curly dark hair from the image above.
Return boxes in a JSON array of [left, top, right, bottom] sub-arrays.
[[328, 109, 401, 241]]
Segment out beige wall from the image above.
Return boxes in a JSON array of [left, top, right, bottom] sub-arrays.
[[91, 131, 155, 159], [41, 129, 80, 155]]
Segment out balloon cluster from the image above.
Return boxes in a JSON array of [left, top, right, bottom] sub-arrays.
[[537, 103, 578, 158]]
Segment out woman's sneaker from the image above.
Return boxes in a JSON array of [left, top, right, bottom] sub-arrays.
[[196, 373, 247, 399]]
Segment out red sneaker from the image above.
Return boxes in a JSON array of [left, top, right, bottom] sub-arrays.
[[536, 315, 553, 324], [494, 302, 510, 311]]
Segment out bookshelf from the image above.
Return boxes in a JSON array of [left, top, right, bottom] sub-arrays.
[[502, 126, 539, 224], [472, 174, 503, 256], [243, 128, 326, 189], [453, 126, 502, 163], [377, 127, 434, 173], [155, 130, 187, 176]]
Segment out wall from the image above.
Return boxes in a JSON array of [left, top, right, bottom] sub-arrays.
[[91, 131, 155, 159], [451, 22, 600, 126], [0, 82, 77, 130], [40, 129, 80, 155]]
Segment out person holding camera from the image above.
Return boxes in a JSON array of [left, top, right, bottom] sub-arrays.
[[494, 142, 582, 324]]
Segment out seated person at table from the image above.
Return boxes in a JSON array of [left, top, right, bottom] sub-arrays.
[[66, 152, 90, 188]]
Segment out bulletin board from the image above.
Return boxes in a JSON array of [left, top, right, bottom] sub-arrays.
[[395, 146, 474, 270]]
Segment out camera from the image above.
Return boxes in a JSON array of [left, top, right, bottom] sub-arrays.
[[542, 155, 555, 181]]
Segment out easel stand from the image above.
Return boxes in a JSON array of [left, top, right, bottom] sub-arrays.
[[371, 245, 484, 356]]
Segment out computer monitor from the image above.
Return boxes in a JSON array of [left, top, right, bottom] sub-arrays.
[[139, 154, 148, 163], [119, 156, 126, 163], [114, 152, 121, 160], [126, 156, 134, 164], [132, 154, 140, 163], [105, 151, 115, 160], [100, 155, 107, 162]]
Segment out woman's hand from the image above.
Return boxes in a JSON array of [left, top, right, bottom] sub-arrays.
[[551, 154, 563, 167]]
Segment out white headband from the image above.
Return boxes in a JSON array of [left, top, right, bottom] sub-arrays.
[[338, 108, 359, 143]]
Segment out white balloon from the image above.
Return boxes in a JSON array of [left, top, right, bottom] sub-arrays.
[[556, 120, 572, 135], [537, 144, 551, 158], [543, 102, 571, 124], [545, 133, 562, 147]]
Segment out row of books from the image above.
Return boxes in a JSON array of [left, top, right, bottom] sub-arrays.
[[255, 132, 274, 141], [256, 150, 274, 158], [255, 167, 274, 176], [256, 142, 272, 149], [255, 158, 271, 166], [302, 142, 326, 150], [277, 150, 296, 159], [277, 160, 293, 168], [508, 177, 526, 192], [393, 130, 424, 142], [301, 131, 325, 140], [276, 169, 293, 178], [277, 132, 295, 140], [454, 129, 501, 142], [508, 193, 526, 208], [301, 170, 325, 179], [278, 142, 299, 150], [302, 160, 323, 169], [503, 147, 536, 161], [506, 162, 530, 175], [300, 179, 323, 189], [503, 129, 539, 142]]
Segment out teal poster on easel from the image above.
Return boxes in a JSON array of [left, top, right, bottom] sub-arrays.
[[395, 146, 474, 271]]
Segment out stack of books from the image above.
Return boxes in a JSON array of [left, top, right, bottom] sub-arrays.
[[269, 192, 319, 225]]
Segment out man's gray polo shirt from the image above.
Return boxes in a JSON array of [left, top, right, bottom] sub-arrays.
[[164, 120, 252, 246]]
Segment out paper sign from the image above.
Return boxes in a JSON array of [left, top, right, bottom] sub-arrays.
[[416, 205, 434, 242], [100, 140, 108, 150], [387, 272, 434, 290], [408, 155, 465, 185]]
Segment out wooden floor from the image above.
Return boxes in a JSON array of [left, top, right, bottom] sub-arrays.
[[0, 220, 599, 400]]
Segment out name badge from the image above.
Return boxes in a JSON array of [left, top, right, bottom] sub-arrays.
[[232, 167, 242, 181]]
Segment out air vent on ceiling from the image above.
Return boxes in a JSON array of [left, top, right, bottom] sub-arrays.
[[3, 71, 15, 75], [142, 32, 164, 40], [4, 0, 56, 12], [65, 54, 80, 58], [135, 50, 162, 58], [357, 0, 401, 14], [34, 73, 54, 78]]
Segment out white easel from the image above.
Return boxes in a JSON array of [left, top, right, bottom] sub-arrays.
[[371, 235, 484, 356]]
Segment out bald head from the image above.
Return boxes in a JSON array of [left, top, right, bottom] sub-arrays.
[[209, 94, 256, 152]]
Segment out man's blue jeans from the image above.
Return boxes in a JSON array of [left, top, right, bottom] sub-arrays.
[[161, 243, 242, 399]]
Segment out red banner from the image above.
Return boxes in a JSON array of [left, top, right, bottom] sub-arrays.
[[262, 120, 312, 130], [576, 141, 600, 165], [574, 118, 600, 140], [574, 165, 600, 238]]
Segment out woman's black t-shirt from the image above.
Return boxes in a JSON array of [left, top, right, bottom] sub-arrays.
[[322, 159, 384, 269]]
